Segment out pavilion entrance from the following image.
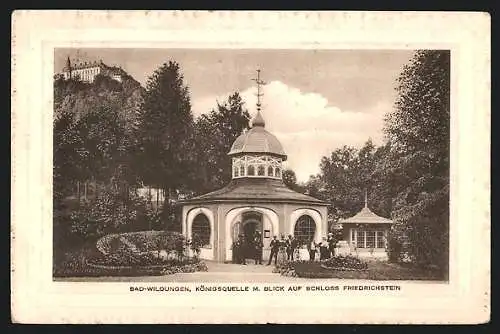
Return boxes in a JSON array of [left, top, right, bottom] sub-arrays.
[[231, 211, 264, 263], [242, 212, 263, 240]]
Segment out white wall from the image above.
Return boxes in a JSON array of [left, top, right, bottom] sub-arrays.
[[185, 207, 215, 261], [224, 207, 279, 262]]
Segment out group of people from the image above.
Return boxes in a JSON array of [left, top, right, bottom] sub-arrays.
[[232, 231, 338, 266], [306, 232, 337, 262], [267, 234, 299, 265], [232, 231, 264, 265], [267, 233, 338, 265]]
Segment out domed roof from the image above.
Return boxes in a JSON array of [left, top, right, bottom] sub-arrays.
[[228, 111, 287, 159]]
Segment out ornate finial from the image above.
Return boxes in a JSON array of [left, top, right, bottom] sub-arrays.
[[252, 110, 265, 128], [364, 189, 368, 208], [251, 69, 266, 112]]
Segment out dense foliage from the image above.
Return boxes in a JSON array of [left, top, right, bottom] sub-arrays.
[[68, 187, 156, 240], [136, 61, 195, 197], [192, 92, 251, 194], [384, 50, 450, 270], [306, 139, 393, 223]]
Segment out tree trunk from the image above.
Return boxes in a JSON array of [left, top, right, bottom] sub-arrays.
[[84, 181, 87, 201], [76, 181, 80, 206], [156, 188, 159, 211]]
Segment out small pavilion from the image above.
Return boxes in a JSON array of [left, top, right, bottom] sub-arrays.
[[339, 193, 393, 260]]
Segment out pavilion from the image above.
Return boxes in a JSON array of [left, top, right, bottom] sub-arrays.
[[178, 72, 329, 262], [339, 194, 394, 260]]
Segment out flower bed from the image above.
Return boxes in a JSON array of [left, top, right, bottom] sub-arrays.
[[319, 255, 368, 271], [273, 261, 298, 277], [120, 230, 183, 253], [54, 231, 208, 278], [96, 233, 121, 255], [85, 258, 208, 276], [54, 248, 208, 278], [277, 257, 445, 280], [95, 230, 184, 255]]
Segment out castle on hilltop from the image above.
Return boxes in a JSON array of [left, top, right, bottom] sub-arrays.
[[61, 56, 124, 83]]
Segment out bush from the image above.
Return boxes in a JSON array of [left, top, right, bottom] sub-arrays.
[[123, 230, 185, 255], [67, 186, 158, 240]]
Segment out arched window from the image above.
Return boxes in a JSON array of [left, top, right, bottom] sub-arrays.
[[247, 165, 255, 176], [267, 166, 274, 177], [240, 165, 245, 176], [294, 215, 316, 245], [257, 165, 265, 176], [192, 214, 211, 247], [275, 168, 281, 178]]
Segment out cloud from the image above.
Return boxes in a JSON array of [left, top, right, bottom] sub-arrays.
[[191, 80, 391, 182]]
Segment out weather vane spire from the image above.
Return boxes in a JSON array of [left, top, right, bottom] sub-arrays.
[[364, 189, 368, 208], [252, 69, 266, 112]]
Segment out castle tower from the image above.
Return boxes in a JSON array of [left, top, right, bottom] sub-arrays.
[[64, 56, 72, 80]]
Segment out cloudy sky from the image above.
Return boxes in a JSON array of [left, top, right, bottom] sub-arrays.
[[55, 48, 414, 182]]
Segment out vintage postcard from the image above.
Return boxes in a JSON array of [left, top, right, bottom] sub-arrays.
[[11, 11, 490, 324]]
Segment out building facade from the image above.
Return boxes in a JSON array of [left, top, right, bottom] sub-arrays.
[[179, 111, 329, 262], [62, 57, 123, 83]]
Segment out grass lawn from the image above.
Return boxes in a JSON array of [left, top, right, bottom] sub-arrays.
[[293, 260, 447, 281]]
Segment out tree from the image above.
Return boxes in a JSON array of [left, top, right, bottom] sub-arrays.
[[282, 169, 305, 193], [282, 169, 297, 188], [384, 50, 450, 272], [137, 61, 195, 199], [305, 138, 394, 229], [192, 92, 250, 194]]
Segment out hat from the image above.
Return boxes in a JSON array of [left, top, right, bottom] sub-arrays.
[[328, 232, 333, 236]]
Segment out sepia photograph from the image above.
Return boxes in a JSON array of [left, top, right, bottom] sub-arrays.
[[11, 11, 490, 324], [52, 48, 450, 283]]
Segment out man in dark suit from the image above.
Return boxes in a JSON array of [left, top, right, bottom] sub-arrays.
[[327, 232, 336, 258], [267, 236, 280, 266], [237, 234, 247, 265], [286, 235, 299, 261], [253, 232, 264, 265]]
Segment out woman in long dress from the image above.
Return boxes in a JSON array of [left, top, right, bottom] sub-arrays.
[[319, 237, 330, 261], [276, 235, 287, 266]]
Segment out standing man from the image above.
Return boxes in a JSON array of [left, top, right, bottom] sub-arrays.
[[238, 234, 247, 265], [327, 232, 336, 258], [232, 238, 240, 264], [307, 238, 318, 261], [253, 232, 264, 265], [267, 236, 280, 266], [285, 235, 293, 261], [286, 235, 298, 261]]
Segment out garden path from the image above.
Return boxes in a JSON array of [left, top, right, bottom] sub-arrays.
[[204, 261, 274, 273]]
